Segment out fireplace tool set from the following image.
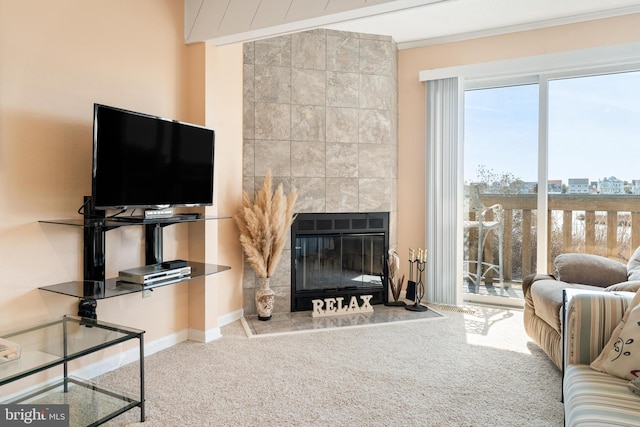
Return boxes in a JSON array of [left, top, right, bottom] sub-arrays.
[[405, 248, 429, 312]]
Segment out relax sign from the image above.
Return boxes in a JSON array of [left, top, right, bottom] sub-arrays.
[[311, 295, 374, 317]]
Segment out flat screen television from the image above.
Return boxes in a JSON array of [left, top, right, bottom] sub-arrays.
[[91, 104, 215, 210]]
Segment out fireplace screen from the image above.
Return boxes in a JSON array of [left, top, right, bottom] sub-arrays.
[[294, 233, 385, 292], [290, 212, 389, 312]]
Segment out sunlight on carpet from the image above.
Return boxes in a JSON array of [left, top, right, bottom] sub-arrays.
[[463, 305, 533, 354]]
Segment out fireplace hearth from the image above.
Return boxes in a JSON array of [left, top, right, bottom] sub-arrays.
[[291, 212, 389, 312]]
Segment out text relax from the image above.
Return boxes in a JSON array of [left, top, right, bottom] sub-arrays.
[[311, 295, 374, 318]]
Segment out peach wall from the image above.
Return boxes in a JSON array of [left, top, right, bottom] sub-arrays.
[[397, 13, 640, 276], [188, 43, 245, 336], [204, 44, 244, 326], [0, 1, 223, 344]]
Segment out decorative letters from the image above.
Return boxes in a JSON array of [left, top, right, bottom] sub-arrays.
[[311, 295, 374, 317]]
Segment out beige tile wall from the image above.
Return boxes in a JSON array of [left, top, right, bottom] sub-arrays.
[[243, 29, 398, 314]]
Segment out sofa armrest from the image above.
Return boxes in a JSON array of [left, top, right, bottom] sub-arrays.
[[522, 273, 555, 296], [563, 290, 634, 370]]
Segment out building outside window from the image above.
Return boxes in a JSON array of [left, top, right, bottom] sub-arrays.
[[599, 176, 624, 194], [568, 178, 589, 194]]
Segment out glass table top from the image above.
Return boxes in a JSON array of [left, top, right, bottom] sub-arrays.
[[0, 316, 144, 386]]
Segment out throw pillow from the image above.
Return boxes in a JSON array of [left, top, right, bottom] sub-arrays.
[[554, 253, 627, 286], [628, 246, 640, 281], [591, 289, 640, 380]]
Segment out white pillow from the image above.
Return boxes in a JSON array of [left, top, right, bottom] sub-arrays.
[[628, 246, 640, 281], [591, 289, 640, 380]]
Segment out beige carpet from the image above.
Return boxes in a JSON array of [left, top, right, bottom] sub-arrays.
[[98, 305, 563, 426]]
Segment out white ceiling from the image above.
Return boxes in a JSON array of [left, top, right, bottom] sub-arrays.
[[185, 0, 640, 48]]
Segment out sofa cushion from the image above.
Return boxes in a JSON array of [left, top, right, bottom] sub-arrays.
[[564, 364, 640, 427], [554, 253, 627, 287], [591, 289, 640, 380]]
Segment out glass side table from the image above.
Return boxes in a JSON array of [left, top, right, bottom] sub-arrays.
[[0, 316, 145, 426]]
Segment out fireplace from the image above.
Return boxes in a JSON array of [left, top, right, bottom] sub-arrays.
[[291, 212, 389, 312]]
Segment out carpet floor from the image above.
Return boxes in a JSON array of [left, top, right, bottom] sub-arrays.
[[97, 305, 563, 427]]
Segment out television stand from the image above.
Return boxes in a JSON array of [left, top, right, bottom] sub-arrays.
[[39, 202, 231, 319]]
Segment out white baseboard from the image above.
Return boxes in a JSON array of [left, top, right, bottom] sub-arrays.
[[73, 328, 188, 379], [187, 308, 243, 343], [218, 308, 244, 327], [187, 327, 220, 343]]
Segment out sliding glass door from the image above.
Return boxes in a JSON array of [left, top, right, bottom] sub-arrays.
[[461, 70, 640, 305], [463, 84, 538, 305]]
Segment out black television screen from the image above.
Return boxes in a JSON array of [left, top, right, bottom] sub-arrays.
[[92, 104, 215, 210]]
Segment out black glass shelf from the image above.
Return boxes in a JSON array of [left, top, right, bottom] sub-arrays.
[[38, 213, 232, 312], [39, 262, 231, 300], [39, 215, 231, 229]]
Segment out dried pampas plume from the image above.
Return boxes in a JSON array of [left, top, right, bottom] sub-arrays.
[[234, 170, 297, 278]]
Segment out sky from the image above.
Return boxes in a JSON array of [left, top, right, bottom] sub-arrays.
[[464, 70, 640, 185]]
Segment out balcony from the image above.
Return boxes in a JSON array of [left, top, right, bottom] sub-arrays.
[[465, 193, 640, 299]]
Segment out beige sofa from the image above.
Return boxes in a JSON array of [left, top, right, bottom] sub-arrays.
[[563, 290, 640, 426], [523, 251, 640, 369]]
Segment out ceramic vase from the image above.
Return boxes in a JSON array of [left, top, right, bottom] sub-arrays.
[[255, 277, 275, 321]]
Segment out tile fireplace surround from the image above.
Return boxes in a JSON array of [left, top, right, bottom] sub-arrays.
[[242, 28, 398, 316]]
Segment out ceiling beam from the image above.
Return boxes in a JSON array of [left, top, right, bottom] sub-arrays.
[[184, 0, 447, 45]]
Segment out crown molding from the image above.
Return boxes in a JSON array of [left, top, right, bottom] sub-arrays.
[[399, 5, 640, 50], [419, 41, 640, 83]]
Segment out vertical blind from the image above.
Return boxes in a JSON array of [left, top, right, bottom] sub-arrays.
[[425, 77, 463, 306]]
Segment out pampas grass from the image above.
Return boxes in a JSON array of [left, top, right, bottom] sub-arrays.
[[235, 171, 297, 278]]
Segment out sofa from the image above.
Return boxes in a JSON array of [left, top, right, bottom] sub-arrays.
[[563, 290, 640, 426], [523, 250, 640, 369]]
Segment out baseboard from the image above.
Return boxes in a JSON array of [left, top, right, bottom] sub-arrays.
[[187, 327, 220, 343], [187, 308, 244, 343], [73, 328, 188, 380], [218, 308, 243, 327]]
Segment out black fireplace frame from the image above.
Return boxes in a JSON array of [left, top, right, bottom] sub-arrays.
[[290, 212, 389, 312]]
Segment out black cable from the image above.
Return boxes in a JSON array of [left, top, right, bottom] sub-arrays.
[[77, 197, 126, 219], [77, 197, 92, 216], [107, 209, 127, 218]]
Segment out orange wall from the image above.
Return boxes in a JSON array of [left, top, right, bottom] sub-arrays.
[[397, 13, 640, 274], [0, 1, 243, 342], [186, 43, 245, 335]]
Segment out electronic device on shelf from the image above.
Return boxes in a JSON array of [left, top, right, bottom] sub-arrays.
[[91, 103, 215, 211], [118, 264, 191, 285], [161, 259, 188, 269]]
